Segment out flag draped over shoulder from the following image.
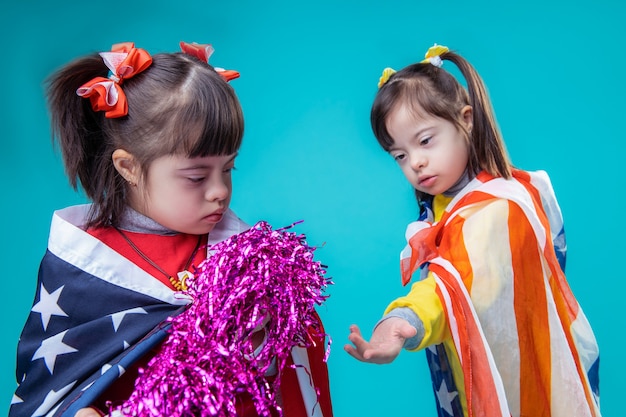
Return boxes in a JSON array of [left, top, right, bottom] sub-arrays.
[[9, 205, 191, 417], [400, 170, 601, 417], [9, 205, 332, 417]]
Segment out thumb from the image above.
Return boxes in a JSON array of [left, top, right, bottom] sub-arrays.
[[398, 321, 418, 339]]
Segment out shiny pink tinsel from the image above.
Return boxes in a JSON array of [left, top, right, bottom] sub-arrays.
[[117, 221, 330, 416]]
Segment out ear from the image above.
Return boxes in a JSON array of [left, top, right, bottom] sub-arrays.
[[112, 149, 141, 186], [461, 105, 473, 132]]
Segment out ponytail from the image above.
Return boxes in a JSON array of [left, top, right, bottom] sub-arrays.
[[47, 54, 128, 227], [442, 52, 511, 178], [47, 54, 109, 193]]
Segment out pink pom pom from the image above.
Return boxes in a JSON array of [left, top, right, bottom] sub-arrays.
[[116, 221, 331, 416]]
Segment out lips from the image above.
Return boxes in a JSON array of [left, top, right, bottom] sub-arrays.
[[204, 209, 225, 223], [418, 175, 436, 188]]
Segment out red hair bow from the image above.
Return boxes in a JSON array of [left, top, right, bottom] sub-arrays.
[[76, 42, 152, 118], [180, 41, 240, 82]]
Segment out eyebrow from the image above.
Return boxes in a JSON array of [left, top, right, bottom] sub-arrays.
[[388, 127, 434, 152], [177, 153, 238, 171]]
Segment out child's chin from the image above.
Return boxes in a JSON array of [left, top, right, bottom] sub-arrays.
[[197, 224, 217, 235]]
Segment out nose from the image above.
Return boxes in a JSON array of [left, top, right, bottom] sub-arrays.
[[204, 175, 230, 202], [410, 151, 426, 171]]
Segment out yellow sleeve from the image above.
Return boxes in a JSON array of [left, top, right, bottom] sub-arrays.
[[384, 273, 450, 350], [384, 193, 453, 350]]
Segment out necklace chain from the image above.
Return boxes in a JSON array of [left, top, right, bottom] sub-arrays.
[[115, 228, 203, 291]]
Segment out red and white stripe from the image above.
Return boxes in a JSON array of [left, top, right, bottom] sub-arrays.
[[401, 170, 600, 417]]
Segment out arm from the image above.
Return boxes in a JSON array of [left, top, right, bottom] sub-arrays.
[[344, 316, 417, 364], [345, 267, 450, 364]]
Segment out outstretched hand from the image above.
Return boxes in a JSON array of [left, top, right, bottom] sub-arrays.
[[344, 317, 417, 364]]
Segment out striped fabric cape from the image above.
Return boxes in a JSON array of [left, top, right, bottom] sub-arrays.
[[400, 170, 601, 417], [10, 205, 331, 417]]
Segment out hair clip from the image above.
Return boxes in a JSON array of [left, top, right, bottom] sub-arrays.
[[76, 42, 152, 118], [420, 43, 449, 68], [378, 67, 397, 88], [180, 41, 240, 82]]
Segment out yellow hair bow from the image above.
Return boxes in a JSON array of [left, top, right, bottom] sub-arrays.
[[420, 43, 449, 67], [378, 67, 397, 88]]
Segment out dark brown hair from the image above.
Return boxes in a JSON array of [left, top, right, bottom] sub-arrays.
[[371, 50, 511, 201], [47, 50, 244, 228]]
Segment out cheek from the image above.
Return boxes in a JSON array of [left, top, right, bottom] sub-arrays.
[[459, 145, 470, 166], [400, 165, 418, 183], [225, 183, 234, 204], [451, 140, 469, 163], [151, 180, 180, 201], [224, 175, 234, 194]]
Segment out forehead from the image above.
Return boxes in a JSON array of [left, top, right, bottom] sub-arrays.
[[148, 153, 237, 171], [387, 102, 436, 129]]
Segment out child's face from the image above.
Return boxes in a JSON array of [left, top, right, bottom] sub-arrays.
[[132, 153, 237, 235], [386, 104, 471, 196]]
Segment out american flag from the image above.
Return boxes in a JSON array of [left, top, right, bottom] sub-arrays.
[[9, 205, 242, 417], [9, 206, 332, 417], [399, 170, 601, 417]]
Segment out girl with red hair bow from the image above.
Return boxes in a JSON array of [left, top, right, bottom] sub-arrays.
[[10, 42, 333, 417]]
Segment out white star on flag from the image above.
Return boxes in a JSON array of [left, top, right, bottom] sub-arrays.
[[31, 330, 78, 374], [31, 381, 75, 417], [436, 378, 459, 416], [101, 362, 127, 380], [81, 381, 95, 392], [31, 284, 68, 331], [110, 307, 148, 332]]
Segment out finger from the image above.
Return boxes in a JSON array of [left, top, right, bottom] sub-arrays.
[[399, 322, 418, 339], [343, 344, 366, 362], [347, 330, 369, 351], [345, 325, 371, 362], [362, 349, 394, 364], [348, 324, 362, 336], [346, 324, 366, 346]]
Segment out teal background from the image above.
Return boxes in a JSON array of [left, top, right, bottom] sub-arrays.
[[1, 1, 623, 415]]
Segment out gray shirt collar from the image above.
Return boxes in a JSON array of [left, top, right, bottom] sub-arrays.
[[118, 208, 178, 235]]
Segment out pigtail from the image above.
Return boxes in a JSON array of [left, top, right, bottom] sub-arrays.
[[46, 54, 124, 227], [47, 54, 110, 195], [442, 52, 512, 178]]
